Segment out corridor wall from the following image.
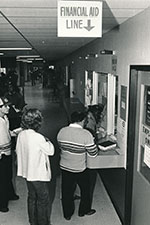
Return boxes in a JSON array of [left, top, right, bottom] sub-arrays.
[[55, 6, 150, 168]]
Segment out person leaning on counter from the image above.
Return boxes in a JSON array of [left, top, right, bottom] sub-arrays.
[[84, 104, 107, 140]]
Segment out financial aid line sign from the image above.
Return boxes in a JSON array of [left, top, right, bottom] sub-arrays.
[[57, 1, 102, 37]]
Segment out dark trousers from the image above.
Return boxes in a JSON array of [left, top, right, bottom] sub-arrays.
[[26, 181, 51, 225], [61, 169, 91, 218], [0, 155, 16, 208]]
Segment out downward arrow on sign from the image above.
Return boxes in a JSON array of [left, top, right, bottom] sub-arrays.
[[84, 20, 94, 31]]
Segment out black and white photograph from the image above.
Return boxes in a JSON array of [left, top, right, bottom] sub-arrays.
[[0, 0, 150, 224]]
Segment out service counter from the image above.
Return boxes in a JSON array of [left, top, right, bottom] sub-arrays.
[[87, 135, 124, 169]]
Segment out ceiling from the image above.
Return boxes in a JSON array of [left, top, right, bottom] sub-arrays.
[[0, 0, 150, 63]]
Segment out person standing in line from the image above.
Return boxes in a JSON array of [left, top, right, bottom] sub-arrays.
[[0, 96, 19, 213], [30, 69, 36, 86], [16, 108, 54, 225], [57, 111, 98, 220]]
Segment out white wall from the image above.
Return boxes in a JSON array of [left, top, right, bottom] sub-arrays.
[[56, 7, 150, 167]]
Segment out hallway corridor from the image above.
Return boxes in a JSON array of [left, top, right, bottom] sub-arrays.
[[0, 82, 122, 225]]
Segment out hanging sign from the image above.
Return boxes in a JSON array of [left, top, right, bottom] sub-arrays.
[[57, 1, 102, 37]]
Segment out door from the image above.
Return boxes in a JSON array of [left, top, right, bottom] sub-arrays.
[[131, 71, 150, 225]]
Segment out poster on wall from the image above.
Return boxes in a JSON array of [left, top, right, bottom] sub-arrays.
[[98, 73, 107, 106], [85, 78, 92, 105], [112, 55, 117, 75], [144, 144, 150, 168], [145, 86, 150, 126], [120, 85, 127, 121]]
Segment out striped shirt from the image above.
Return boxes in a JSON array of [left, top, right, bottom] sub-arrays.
[[57, 123, 98, 172], [0, 116, 11, 158]]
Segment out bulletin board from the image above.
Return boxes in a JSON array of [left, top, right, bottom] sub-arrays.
[[120, 85, 127, 121]]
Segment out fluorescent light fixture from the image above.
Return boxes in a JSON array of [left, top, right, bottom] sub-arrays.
[[0, 48, 32, 50], [35, 58, 43, 61], [16, 59, 28, 62], [100, 50, 115, 55], [86, 53, 99, 59], [49, 65, 54, 69], [0, 53, 4, 55], [16, 59, 32, 63], [26, 58, 34, 61], [17, 55, 40, 59]]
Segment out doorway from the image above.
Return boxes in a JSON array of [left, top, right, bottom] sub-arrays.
[[126, 65, 150, 225], [99, 66, 150, 225]]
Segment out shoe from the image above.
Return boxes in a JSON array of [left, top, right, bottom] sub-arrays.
[[0, 207, 9, 213], [86, 209, 96, 215], [64, 216, 71, 220], [78, 209, 96, 217], [9, 194, 19, 201]]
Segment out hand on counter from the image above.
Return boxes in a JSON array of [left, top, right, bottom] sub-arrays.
[[96, 127, 107, 139]]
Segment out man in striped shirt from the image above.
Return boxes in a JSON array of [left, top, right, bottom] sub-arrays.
[[57, 111, 98, 220]]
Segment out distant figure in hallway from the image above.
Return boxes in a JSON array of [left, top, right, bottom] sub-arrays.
[[7, 69, 18, 87], [16, 108, 55, 225], [30, 69, 36, 86], [5, 84, 26, 130], [0, 96, 19, 213], [57, 111, 98, 220], [56, 77, 71, 124]]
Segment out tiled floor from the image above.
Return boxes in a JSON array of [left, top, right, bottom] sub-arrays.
[[0, 82, 122, 225]]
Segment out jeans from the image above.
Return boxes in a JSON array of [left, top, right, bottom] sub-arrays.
[[26, 181, 51, 225]]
